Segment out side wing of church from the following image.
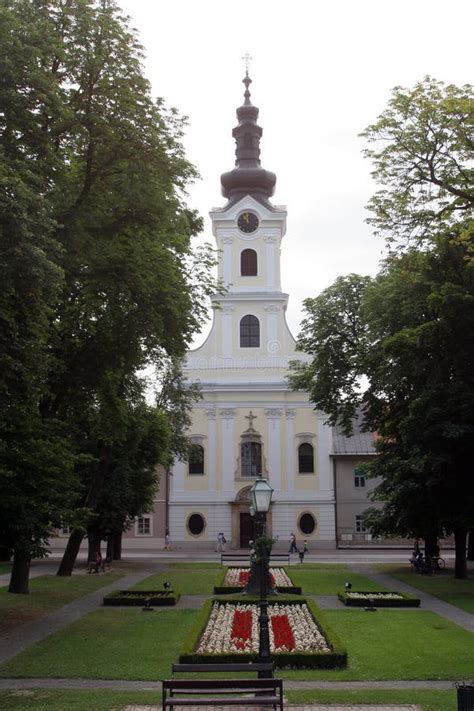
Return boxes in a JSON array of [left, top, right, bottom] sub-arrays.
[[169, 73, 336, 550]]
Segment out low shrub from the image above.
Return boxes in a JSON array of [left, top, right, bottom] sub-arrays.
[[103, 590, 180, 607], [338, 590, 420, 607]]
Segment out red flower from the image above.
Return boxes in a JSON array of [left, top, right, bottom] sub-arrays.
[[238, 571, 250, 586], [271, 614, 295, 650], [231, 609, 252, 649]]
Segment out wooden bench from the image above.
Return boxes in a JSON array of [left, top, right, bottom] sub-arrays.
[[220, 552, 291, 566], [162, 677, 283, 710], [171, 662, 274, 677]]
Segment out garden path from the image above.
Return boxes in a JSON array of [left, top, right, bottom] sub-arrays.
[[348, 564, 474, 632]]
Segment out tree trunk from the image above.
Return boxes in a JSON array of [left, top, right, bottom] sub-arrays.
[[88, 535, 101, 563], [454, 528, 468, 579], [424, 533, 438, 558], [57, 443, 111, 576], [467, 529, 474, 562], [106, 534, 114, 561], [57, 528, 84, 576], [8, 552, 31, 594], [112, 530, 122, 560]]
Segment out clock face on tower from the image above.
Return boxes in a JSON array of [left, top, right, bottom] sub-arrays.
[[237, 211, 259, 234]]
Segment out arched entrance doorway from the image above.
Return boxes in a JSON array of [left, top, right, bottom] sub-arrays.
[[230, 487, 272, 549]]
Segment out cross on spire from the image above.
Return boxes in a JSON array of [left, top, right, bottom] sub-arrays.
[[242, 52, 253, 75], [245, 411, 257, 430]]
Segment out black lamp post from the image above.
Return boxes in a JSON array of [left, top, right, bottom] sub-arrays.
[[249, 474, 274, 678]]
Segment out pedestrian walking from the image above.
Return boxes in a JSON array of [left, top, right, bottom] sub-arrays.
[[288, 532, 297, 554], [216, 532, 227, 552], [298, 539, 308, 563], [164, 529, 171, 551]]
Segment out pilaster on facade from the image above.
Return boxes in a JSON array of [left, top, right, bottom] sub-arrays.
[[220, 408, 236, 494], [206, 409, 217, 492], [265, 408, 282, 493], [285, 409, 296, 491]]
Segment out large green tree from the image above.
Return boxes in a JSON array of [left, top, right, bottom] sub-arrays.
[[292, 78, 474, 578], [1, 0, 215, 589]]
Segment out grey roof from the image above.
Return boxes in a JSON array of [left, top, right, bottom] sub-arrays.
[[332, 412, 377, 455]]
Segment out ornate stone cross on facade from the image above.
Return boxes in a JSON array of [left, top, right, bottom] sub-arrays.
[[245, 411, 257, 430]]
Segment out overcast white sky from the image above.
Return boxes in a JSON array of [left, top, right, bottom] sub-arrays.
[[119, 0, 472, 345]]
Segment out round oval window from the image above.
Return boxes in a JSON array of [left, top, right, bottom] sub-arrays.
[[187, 513, 205, 536], [299, 512, 316, 535]]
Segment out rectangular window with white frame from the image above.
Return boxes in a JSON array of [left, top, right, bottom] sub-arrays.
[[354, 465, 366, 488], [355, 514, 368, 533], [136, 516, 152, 536]]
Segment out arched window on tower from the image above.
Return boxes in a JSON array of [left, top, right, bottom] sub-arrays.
[[241, 248, 258, 276], [298, 443, 314, 473], [189, 444, 204, 475], [240, 315, 260, 347]]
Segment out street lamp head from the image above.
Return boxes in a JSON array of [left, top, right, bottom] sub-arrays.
[[249, 505, 255, 517], [250, 475, 274, 513]]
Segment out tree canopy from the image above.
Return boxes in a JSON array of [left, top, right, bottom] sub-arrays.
[[291, 78, 474, 578], [0, 0, 215, 589]]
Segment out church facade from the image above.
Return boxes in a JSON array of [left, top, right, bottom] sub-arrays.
[[48, 73, 383, 557], [168, 73, 337, 550]]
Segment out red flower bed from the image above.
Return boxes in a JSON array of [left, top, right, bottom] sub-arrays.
[[231, 609, 252, 649], [271, 614, 295, 650], [238, 571, 276, 586]]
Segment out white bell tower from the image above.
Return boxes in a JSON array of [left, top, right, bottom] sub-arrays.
[[169, 72, 336, 550]]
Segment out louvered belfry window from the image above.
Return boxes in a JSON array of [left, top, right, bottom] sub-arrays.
[[241, 248, 257, 276]]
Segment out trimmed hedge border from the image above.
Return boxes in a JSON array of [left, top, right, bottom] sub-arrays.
[[213, 567, 302, 596], [338, 590, 420, 607], [179, 597, 347, 669], [103, 590, 180, 607]]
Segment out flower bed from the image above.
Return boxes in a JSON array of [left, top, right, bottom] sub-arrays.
[[180, 598, 347, 668], [338, 590, 420, 607], [214, 567, 302, 595], [103, 590, 180, 607]]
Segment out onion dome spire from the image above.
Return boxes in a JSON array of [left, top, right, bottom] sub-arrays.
[[220, 71, 276, 205]]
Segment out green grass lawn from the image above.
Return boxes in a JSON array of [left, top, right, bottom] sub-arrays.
[[1, 602, 472, 682], [0, 573, 123, 634], [286, 688, 457, 711], [280, 608, 474, 681], [286, 563, 389, 595], [0, 563, 12, 575], [167, 561, 222, 569], [0, 608, 197, 680], [0, 688, 458, 711], [131, 570, 220, 595], [377, 564, 474, 613]]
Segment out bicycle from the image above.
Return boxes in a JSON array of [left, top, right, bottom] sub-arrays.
[[431, 555, 446, 570]]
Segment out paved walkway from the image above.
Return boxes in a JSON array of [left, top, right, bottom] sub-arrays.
[[125, 706, 421, 710]]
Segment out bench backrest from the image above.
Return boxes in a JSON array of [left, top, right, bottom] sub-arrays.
[[164, 678, 282, 691], [172, 662, 274, 675]]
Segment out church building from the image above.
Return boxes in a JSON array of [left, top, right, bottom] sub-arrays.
[[168, 73, 338, 550]]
